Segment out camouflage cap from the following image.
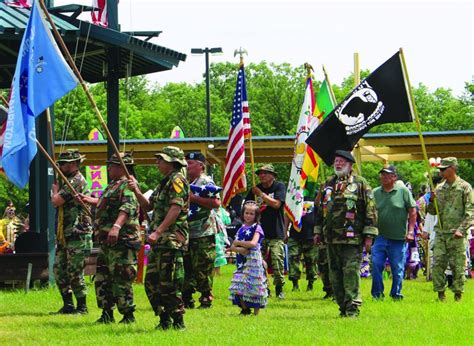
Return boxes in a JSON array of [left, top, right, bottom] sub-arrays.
[[106, 152, 135, 166], [57, 149, 85, 164], [256, 164, 277, 176], [155, 146, 187, 167], [438, 157, 458, 169]]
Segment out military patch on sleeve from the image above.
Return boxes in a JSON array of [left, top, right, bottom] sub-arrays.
[[172, 177, 184, 194]]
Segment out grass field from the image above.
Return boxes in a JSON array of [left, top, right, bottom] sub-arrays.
[[0, 265, 473, 345]]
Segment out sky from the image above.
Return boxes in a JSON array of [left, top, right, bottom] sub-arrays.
[[55, 0, 473, 96]]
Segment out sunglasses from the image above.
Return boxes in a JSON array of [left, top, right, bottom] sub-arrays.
[[439, 166, 451, 172]]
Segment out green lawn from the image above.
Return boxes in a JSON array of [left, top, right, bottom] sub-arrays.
[[0, 265, 473, 345]]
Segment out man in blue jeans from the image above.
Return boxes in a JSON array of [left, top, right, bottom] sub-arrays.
[[372, 165, 416, 300]]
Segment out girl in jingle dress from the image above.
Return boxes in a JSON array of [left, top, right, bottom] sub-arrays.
[[228, 201, 268, 316]]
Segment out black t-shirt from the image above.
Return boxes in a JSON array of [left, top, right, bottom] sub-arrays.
[[245, 181, 286, 240], [289, 210, 316, 241]]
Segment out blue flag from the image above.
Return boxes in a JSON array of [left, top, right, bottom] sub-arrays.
[[2, 0, 78, 188]]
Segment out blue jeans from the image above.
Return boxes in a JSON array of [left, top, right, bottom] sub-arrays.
[[371, 235, 407, 299]]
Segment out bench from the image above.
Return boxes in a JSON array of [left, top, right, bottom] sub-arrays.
[[0, 252, 49, 288]]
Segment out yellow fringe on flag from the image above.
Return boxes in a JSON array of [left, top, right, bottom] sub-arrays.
[[57, 206, 65, 246]]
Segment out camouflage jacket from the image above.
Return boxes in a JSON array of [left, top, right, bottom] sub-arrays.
[[149, 170, 189, 249], [314, 173, 378, 245], [427, 176, 474, 236], [188, 173, 218, 239], [95, 178, 140, 246], [58, 171, 92, 237]]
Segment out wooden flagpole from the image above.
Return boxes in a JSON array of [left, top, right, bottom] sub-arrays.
[[0, 94, 9, 107], [322, 65, 337, 107], [45, 108, 57, 183], [234, 47, 256, 187], [399, 47, 441, 281], [38, 0, 131, 180], [353, 52, 363, 175], [36, 139, 93, 218]]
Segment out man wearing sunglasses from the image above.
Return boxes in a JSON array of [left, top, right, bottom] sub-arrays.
[[428, 157, 473, 302]]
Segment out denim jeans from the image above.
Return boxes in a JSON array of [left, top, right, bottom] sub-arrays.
[[371, 235, 407, 299]]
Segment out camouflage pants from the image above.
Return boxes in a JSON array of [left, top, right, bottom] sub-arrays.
[[54, 235, 88, 298], [318, 245, 333, 294], [95, 245, 137, 314], [183, 235, 216, 304], [262, 238, 285, 287], [432, 232, 467, 293], [287, 238, 318, 282], [145, 248, 185, 317], [327, 244, 363, 316]]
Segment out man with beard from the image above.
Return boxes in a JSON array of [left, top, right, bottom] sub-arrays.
[[314, 150, 377, 317]]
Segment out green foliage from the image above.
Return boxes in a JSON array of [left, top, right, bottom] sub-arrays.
[[0, 63, 472, 206], [1, 266, 473, 344]]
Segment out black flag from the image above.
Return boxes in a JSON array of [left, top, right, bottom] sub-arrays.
[[306, 51, 413, 165]]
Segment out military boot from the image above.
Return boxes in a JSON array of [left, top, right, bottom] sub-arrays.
[[119, 311, 136, 324], [183, 291, 195, 309], [172, 314, 186, 331], [275, 285, 285, 299], [454, 292, 462, 302], [96, 309, 115, 324], [437, 291, 446, 302], [291, 279, 300, 292], [198, 293, 213, 309], [51, 292, 75, 314], [156, 312, 172, 331], [75, 296, 88, 315], [306, 280, 314, 292]]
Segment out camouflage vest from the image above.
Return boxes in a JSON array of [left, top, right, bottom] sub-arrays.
[[58, 171, 92, 237], [319, 174, 377, 245], [150, 170, 189, 249], [95, 178, 140, 246]]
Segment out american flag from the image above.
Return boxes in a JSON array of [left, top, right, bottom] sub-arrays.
[[4, 0, 31, 8], [222, 65, 251, 207], [91, 0, 108, 27]]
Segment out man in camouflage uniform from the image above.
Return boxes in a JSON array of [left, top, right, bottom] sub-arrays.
[[427, 157, 474, 301], [182, 152, 220, 309], [314, 150, 377, 317], [130, 146, 189, 330], [287, 200, 318, 292], [83, 152, 140, 324], [50, 149, 92, 314]]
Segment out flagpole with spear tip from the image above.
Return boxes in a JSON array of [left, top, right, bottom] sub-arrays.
[[234, 47, 256, 187], [399, 47, 441, 281], [38, 0, 131, 180], [322, 65, 337, 109]]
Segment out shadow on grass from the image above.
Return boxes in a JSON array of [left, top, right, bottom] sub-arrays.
[[0, 311, 50, 317]]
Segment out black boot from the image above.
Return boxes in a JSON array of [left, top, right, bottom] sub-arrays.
[[306, 280, 314, 292], [75, 296, 88, 315], [183, 291, 195, 309], [275, 285, 285, 299], [198, 293, 213, 309], [291, 279, 300, 292], [172, 314, 186, 331], [51, 292, 75, 314], [96, 309, 115, 324], [119, 311, 136, 324], [156, 312, 172, 330]]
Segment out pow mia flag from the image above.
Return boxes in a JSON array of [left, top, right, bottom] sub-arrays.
[[306, 51, 413, 165]]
